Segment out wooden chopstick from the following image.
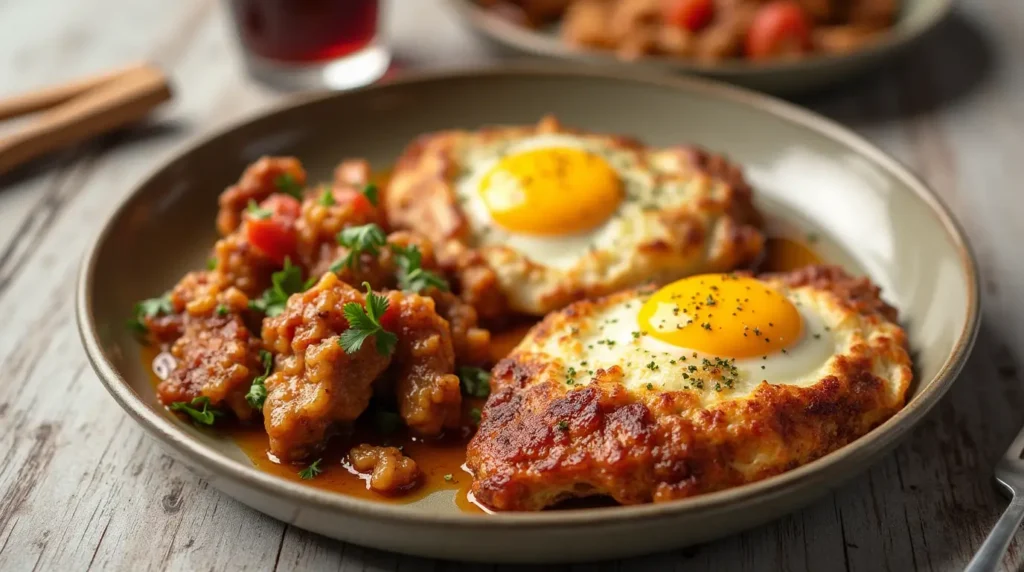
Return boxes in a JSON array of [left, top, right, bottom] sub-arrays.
[[0, 63, 172, 177]]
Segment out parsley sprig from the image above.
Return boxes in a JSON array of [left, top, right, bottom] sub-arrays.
[[338, 283, 397, 356], [128, 294, 173, 335], [249, 258, 307, 317], [331, 223, 387, 272], [274, 172, 303, 198], [318, 186, 335, 206], [246, 199, 272, 220], [391, 244, 449, 293], [298, 458, 323, 480], [169, 396, 222, 426], [458, 367, 491, 398], [360, 183, 379, 206], [246, 350, 273, 410]]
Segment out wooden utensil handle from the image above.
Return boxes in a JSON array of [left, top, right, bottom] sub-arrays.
[[0, 64, 172, 177], [0, 62, 151, 122]]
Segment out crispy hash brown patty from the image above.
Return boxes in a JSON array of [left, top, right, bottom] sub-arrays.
[[384, 115, 763, 322], [465, 265, 912, 511]]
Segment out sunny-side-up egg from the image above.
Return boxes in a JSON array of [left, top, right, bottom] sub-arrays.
[[384, 117, 764, 318], [465, 266, 914, 511]]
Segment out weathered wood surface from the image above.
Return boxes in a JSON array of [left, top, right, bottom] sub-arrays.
[[0, 0, 1021, 570]]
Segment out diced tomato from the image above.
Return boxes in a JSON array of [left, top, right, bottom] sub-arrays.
[[379, 298, 400, 332], [663, 0, 715, 32], [745, 1, 813, 60], [245, 195, 300, 264], [334, 188, 377, 220], [259, 194, 301, 221]]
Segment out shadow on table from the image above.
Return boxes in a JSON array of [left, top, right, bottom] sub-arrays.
[[0, 119, 183, 191], [797, 9, 997, 126]]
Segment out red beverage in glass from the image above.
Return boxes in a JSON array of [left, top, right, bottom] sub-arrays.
[[228, 0, 389, 90], [230, 0, 379, 63]]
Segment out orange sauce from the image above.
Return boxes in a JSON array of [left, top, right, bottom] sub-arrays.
[[759, 235, 821, 272], [145, 233, 820, 511]]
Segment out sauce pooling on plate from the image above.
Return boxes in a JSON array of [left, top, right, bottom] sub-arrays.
[[144, 232, 820, 512]]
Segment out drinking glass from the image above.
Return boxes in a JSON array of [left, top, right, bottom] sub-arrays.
[[227, 0, 390, 91]]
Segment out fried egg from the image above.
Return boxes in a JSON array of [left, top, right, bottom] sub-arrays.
[[513, 271, 856, 402], [385, 116, 763, 318], [466, 265, 913, 510]]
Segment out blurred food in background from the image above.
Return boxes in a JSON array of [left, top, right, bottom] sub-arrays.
[[476, 0, 898, 63]]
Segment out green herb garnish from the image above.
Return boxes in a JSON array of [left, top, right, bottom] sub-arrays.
[[318, 186, 336, 206], [298, 459, 323, 480], [274, 172, 303, 198], [169, 396, 221, 426], [249, 258, 306, 317], [246, 199, 272, 220], [246, 350, 273, 410], [332, 223, 387, 272], [458, 367, 491, 398], [338, 282, 397, 356], [128, 294, 173, 335], [360, 183, 379, 207], [391, 244, 449, 293], [206, 257, 217, 271]]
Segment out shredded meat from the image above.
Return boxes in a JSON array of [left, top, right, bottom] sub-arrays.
[[155, 286, 262, 424], [348, 444, 421, 493], [388, 291, 463, 435], [261, 273, 393, 462], [217, 156, 306, 236]]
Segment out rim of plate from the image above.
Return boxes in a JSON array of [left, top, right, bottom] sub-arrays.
[[76, 64, 980, 530], [443, 0, 953, 77]]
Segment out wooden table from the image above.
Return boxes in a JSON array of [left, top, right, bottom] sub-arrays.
[[1, 1, 1021, 570]]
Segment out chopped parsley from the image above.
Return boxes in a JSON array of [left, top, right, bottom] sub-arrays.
[[391, 244, 449, 293], [555, 420, 569, 431], [469, 407, 482, 424], [128, 294, 173, 335], [274, 172, 303, 198], [458, 366, 491, 398], [245, 350, 273, 410], [318, 186, 336, 206], [338, 282, 397, 356], [298, 459, 323, 480], [332, 223, 387, 272], [206, 257, 217, 271], [443, 473, 454, 482], [215, 304, 229, 317], [360, 183, 379, 207], [246, 199, 272, 220], [169, 396, 221, 426], [249, 258, 306, 317]]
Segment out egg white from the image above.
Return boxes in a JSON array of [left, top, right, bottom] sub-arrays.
[[527, 286, 840, 405]]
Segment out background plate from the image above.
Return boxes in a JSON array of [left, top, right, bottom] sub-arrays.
[[77, 66, 978, 563], [443, 0, 953, 95]]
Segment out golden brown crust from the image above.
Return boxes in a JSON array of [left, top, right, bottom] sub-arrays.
[[385, 116, 764, 320], [348, 444, 422, 493], [155, 279, 262, 421], [261, 274, 393, 462], [465, 265, 912, 511], [217, 157, 306, 237]]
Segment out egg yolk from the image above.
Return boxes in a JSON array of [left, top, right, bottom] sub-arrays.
[[479, 147, 623, 236], [637, 274, 803, 358]]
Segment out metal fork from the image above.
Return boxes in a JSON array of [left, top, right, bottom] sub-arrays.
[[965, 425, 1024, 571]]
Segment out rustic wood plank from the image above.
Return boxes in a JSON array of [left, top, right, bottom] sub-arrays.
[[0, 0, 1023, 570]]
